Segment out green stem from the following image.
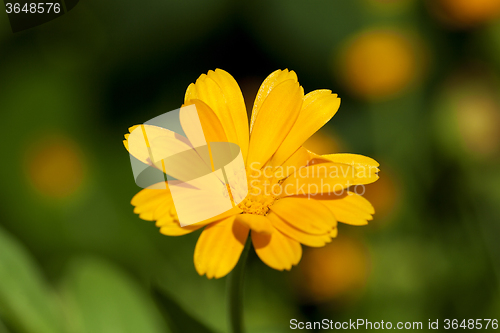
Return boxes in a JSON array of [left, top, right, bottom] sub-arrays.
[[227, 238, 251, 333]]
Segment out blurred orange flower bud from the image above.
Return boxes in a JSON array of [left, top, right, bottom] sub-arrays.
[[434, 71, 500, 160], [428, 0, 500, 28], [25, 134, 85, 199], [362, 166, 400, 226], [294, 236, 370, 304], [338, 29, 425, 100]]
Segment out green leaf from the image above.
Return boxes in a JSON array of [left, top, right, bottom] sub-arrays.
[[152, 286, 216, 333], [0, 318, 14, 333], [0, 228, 63, 333], [60, 257, 168, 333]]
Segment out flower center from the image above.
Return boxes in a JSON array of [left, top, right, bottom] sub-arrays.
[[236, 169, 282, 215]]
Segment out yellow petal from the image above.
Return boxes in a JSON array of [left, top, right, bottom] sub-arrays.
[[131, 183, 171, 206], [206, 69, 249, 158], [155, 196, 240, 233], [272, 90, 341, 165], [128, 125, 140, 132], [159, 223, 204, 236], [266, 212, 332, 247], [156, 205, 241, 228], [318, 192, 374, 226], [179, 100, 229, 171], [251, 147, 311, 183], [153, 199, 175, 221], [235, 214, 274, 235], [269, 197, 335, 235], [131, 185, 172, 221], [252, 228, 302, 271], [125, 124, 211, 183], [194, 216, 249, 279], [275, 146, 312, 179], [317, 153, 380, 170], [133, 181, 241, 231], [197, 206, 243, 225], [281, 162, 379, 196], [247, 79, 303, 168], [185, 70, 248, 159], [181, 99, 228, 145], [250, 69, 298, 132], [125, 124, 191, 163]]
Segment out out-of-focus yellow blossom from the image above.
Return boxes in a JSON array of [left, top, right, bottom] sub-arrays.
[[338, 29, 423, 100], [295, 235, 369, 303], [429, 0, 500, 28], [435, 73, 500, 160], [125, 69, 380, 278], [25, 134, 85, 198], [456, 91, 500, 158]]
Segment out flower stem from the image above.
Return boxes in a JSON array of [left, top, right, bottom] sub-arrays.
[[227, 238, 251, 333]]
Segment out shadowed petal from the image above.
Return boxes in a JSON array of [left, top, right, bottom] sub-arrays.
[[252, 227, 302, 271], [266, 212, 332, 247], [318, 191, 375, 226], [235, 214, 274, 235], [269, 197, 335, 235], [194, 216, 249, 279]]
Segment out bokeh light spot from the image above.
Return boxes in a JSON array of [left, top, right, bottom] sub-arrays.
[[338, 29, 422, 100], [456, 91, 500, 158], [25, 134, 85, 199], [429, 0, 500, 28], [435, 72, 500, 160], [295, 236, 369, 304], [363, 167, 400, 226], [302, 130, 344, 155]]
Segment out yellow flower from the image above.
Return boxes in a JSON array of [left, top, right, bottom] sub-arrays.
[[124, 69, 379, 278]]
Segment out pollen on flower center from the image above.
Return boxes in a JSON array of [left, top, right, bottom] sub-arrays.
[[236, 169, 282, 215]]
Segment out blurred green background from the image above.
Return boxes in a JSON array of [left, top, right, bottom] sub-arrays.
[[0, 0, 500, 332]]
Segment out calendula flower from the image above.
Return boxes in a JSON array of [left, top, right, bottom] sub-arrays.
[[124, 69, 379, 278]]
